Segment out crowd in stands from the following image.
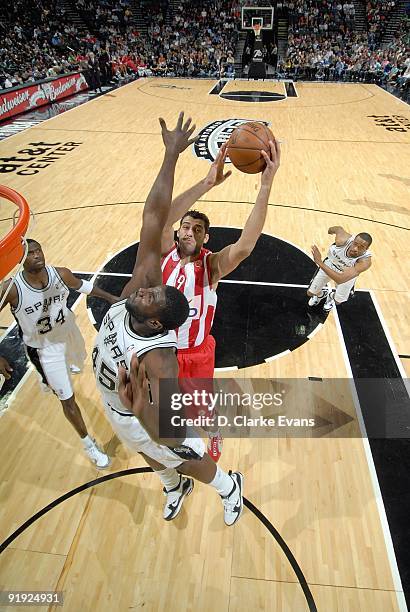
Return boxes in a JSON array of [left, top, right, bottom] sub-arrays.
[[367, 1, 397, 45], [278, 0, 409, 96], [286, 0, 356, 36], [0, 0, 241, 90], [144, 0, 239, 77], [0, 0, 80, 88], [0, 0, 408, 100]]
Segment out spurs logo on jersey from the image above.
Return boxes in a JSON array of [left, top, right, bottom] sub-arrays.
[[92, 300, 177, 407], [161, 245, 217, 349], [326, 235, 371, 272], [12, 266, 72, 348]]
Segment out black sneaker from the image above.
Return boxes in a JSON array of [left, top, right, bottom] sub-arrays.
[[220, 471, 244, 526], [163, 475, 194, 521]]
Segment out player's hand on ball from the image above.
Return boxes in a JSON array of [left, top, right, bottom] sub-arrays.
[[159, 111, 197, 155], [118, 354, 149, 417], [204, 143, 232, 188], [260, 138, 281, 186], [311, 245, 323, 265]]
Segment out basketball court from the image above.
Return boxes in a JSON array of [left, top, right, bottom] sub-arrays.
[[0, 78, 409, 611]]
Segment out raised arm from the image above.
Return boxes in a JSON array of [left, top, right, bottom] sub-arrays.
[[161, 143, 232, 255], [328, 226, 351, 246], [121, 112, 197, 299], [208, 139, 281, 283]]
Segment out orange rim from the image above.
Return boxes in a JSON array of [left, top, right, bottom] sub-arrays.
[[0, 185, 30, 279]]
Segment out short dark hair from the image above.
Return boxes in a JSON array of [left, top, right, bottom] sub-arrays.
[[26, 238, 41, 247], [180, 210, 210, 234], [159, 285, 189, 330], [357, 232, 372, 247]]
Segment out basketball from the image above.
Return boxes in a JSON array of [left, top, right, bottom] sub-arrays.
[[227, 122, 275, 174]]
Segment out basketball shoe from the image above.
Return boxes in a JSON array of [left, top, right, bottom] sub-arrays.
[[163, 475, 194, 521], [308, 288, 329, 307], [84, 439, 111, 469], [220, 471, 244, 526], [323, 290, 336, 312], [207, 432, 223, 462]]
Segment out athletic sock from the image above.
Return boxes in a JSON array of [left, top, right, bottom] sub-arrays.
[[209, 465, 234, 497], [81, 435, 94, 449], [156, 468, 180, 491]]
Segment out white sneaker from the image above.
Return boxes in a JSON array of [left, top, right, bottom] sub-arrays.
[[70, 365, 81, 374], [163, 475, 194, 521], [84, 439, 111, 469], [323, 290, 336, 312], [308, 289, 328, 307], [221, 471, 244, 526]]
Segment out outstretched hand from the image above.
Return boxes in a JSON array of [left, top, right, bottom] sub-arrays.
[[118, 354, 150, 417], [159, 111, 197, 156], [311, 245, 323, 265], [260, 138, 281, 187], [204, 143, 232, 189]]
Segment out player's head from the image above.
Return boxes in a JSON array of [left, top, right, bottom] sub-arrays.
[[125, 285, 189, 333], [177, 210, 210, 256], [23, 239, 45, 273], [348, 233, 372, 257]]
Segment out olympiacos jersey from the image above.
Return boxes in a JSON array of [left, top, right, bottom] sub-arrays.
[[161, 245, 217, 349]]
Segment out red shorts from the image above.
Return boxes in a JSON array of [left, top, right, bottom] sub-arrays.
[[177, 335, 215, 418]]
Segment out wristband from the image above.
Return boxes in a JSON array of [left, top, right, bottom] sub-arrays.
[[77, 279, 94, 294]]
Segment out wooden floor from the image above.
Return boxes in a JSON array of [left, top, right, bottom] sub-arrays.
[[0, 79, 409, 611]]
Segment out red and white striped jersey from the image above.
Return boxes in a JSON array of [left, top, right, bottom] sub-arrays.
[[161, 244, 217, 349]]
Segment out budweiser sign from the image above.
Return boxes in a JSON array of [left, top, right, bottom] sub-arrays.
[[0, 73, 88, 122]]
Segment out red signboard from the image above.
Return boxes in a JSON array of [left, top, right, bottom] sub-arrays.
[[0, 73, 89, 122]]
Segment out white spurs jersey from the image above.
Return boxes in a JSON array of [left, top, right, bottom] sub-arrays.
[[93, 300, 177, 408], [161, 244, 217, 349], [325, 235, 371, 272], [12, 266, 74, 348]]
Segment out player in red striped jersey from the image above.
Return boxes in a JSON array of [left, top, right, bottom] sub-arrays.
[[161, 140, 281, 461]]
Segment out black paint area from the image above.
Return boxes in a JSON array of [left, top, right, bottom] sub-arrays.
[[220, 91, 286, 102], [213, 284, 324, 368], [207, 230, 316, 285], [88, 230, 323, 368], [337, 291, 410, 606], [0, 273, 92, 403], [100, 230, 316, 284], [285, 82, 298, 97], [209, 80, 228, 95]]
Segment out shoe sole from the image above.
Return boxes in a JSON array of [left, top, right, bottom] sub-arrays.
[[225, 472, 244, 526], [95, 458, 111, 469], [164, 479, 194, 521]]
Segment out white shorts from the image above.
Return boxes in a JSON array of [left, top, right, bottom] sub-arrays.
[[308, 267, 356, 303], [101, 393, 205, 469], [27, 321, 86, 401]]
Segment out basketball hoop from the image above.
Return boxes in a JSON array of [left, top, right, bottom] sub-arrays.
[[0, 185, 30, 309], [252, 23, 262, 39]]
